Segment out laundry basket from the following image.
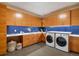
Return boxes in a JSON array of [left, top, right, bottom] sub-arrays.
[[16, 43, 22, 50], [8, 40, 16, 52]]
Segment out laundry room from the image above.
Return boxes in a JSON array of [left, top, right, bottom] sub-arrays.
[[0, 2, 79, 56]]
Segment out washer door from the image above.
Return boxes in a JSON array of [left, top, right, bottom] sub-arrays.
[[56, 37, 67, 47], [46, 35, 53, 43]]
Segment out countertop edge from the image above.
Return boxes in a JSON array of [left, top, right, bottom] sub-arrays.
[[7, 31, 79, 37]]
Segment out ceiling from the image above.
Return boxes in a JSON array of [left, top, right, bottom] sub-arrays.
[[6, 2, 78, 16]]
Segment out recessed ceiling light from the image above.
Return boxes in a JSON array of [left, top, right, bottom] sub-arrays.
[[15, 13, 23, 18], [59, 14, 67, 19]]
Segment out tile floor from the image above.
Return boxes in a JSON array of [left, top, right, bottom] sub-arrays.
[[6, 43, 79, 56]]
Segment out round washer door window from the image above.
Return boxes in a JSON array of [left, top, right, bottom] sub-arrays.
[[46, 35, 53, 43], [56, 37, 67, 47]]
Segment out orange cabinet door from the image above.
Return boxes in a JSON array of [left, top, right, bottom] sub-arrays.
[[41, 33, 46, 42], [69, 36, 79, 53], [23, 34, 42, 47], [16, 19, 22, 26], [28, 35, 36, 45], [43, 11, 70, 26], [0, 13, 7, 55], [6, 8, 17, 26], [71, 8, 79, 26], [43, 12, 61, 26], [28, 34, 41, 45], [33, 34, 42, 43], [58, 11, 70, 26], [23, 35, 31, 47], [0, 34, 7, 55], [0, 20, 6, 33]]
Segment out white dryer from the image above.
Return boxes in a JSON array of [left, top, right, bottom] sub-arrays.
[[55, 33, 69, 52], [46, 32, 55, 47]]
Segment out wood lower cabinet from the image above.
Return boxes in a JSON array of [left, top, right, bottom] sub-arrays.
[[23, 33, 42, 47], [69, 36, 79, 53], [40, 33, 46, 42], [0, 34, 7, 55], [33, 34, 42, 43], [23, 35, 31, 47]]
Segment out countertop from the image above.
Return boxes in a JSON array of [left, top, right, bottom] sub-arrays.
[[46, 31, 71, 34], [70, 34, 79, 37], [7, 31, 79, 37], [47, 31, 79, 37], [7, 32, 43, 37]]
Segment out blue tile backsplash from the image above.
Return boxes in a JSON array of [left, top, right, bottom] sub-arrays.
[[7, 25, 79, 35], [7, 26, 40, 34], [45, 26, 79, 35]]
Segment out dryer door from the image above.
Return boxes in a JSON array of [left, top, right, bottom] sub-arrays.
[[56, 37, 67, 47], [46, 35, 53, 43]]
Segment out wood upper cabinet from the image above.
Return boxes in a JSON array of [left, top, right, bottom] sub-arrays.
[[71, 8, 79, 26], [43, 12, 61, 26], [58, 11, 70, 26], [43, 11, 70, 26], [6, 9, 17, 26], [5, 7, 41, 26], [69, 36, 79, 53], [20, 15, 41, 26], [0, 4, 7, 19], [0, 3, 41, 26], [0, 34, 7, 55]]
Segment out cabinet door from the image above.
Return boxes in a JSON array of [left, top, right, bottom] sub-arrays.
[[69, 36, 79, 53], [6, 9, 17, 26], [33, 34, 42, 43], [71, 8, 79, 25], [28, 35, 36, 45], [43, 11, 70, 26], [0, 19, 6, 33], [23, 34, 42, 47], [16, 19, 22, 26], [23, 35, 31, 47], [41, 33, 46, 42], [0, 34, 7, 55], [0, 12, 6, 55], [58, 11, 70, 25], [43, 12, 61, 26]]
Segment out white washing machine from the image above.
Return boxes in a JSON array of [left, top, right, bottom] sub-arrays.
[[55, 33, 69, 52], [46, 32, 55, 47]]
